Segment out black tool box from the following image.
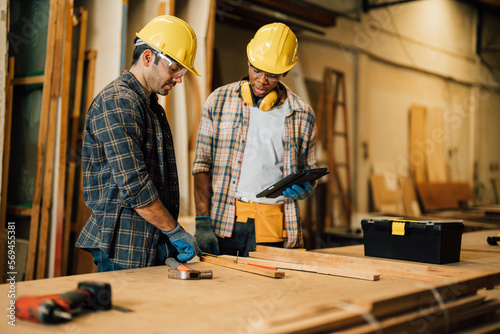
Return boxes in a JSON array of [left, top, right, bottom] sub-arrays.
[[361, 217, 464, 264]]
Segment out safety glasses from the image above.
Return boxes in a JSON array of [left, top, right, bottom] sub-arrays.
[[156, 52, 187, 78], [249, 64, 281, 82]]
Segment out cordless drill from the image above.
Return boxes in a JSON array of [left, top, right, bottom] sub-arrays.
[[15, 281, 111, 324]]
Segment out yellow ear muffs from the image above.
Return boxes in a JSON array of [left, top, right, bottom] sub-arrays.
[[240, 81, 254, 106], [240, 81, 278, 112]]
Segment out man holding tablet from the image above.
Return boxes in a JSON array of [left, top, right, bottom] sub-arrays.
[[192, 23, 317, 256]]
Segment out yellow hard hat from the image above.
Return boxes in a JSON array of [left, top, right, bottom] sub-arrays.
[[136, 15, 201, 76], [247, 23, 298, 75]]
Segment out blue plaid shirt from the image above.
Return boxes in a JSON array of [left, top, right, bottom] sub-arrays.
[[76, 70, 179, 269]]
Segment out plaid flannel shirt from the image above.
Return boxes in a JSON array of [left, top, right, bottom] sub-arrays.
[[193, 81, 316, 248], [76, 70, 179, 269]]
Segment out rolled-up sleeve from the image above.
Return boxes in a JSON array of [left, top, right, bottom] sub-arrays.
[[193, 98, 215, 174]]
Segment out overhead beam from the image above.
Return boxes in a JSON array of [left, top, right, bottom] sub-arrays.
[[245, 0, 336, 27], [362, 0, 418, 12], [216, 0, 325, 35]]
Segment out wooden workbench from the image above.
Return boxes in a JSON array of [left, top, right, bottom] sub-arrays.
[[2, 229, 500, 333]]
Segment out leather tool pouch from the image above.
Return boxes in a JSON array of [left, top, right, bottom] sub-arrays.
[[236, 200, 286, 243]]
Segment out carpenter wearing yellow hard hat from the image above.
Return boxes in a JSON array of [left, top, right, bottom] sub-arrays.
[[76, 15, 203, 272], [193, 22, 317, 258]]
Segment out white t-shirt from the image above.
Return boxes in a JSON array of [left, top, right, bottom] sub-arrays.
[[235, 99, 289, 204]]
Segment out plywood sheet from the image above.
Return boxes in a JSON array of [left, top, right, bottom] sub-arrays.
[[409, 105, 427, 183], [416, 182, 475, 211], [425, 107, 448, 182]]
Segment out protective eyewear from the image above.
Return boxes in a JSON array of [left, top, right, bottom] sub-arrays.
[[157, 52, 187, 78], [249, 64, 281, 82]]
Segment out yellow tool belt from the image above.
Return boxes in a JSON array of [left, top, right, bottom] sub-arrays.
[[235, 199, 286, 243]]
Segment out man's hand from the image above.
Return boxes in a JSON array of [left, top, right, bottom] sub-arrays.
[[195, 216, 219, 255], [164, 223, 202, 262], [283, 181, 315, 200]]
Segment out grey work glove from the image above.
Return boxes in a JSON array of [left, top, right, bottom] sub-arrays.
[[195, 216, 219, 255], [164, 222, 202, 262]]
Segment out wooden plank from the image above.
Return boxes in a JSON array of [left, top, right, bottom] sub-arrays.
[[241, 0, 337, 27], [54, 0, 74, 278], [63, 7, 88, 276], [416, 182, 475, 211], [409, 105, 427, 183], [425, 107, 448, 183], [353, 272, 500, 317], [224, 255, 379, 281], [68, 49, 98, 276], [399, 175, 421, 216], [157, 1, 174, 120], [6, 205, 32, 216], [25, 0, 59, 281], [0, 57, 15, 281], [252, 249, 447, 282], [340, 295, 489, 334], [12, 75, 45, 86], [200, 255, 285, 278], [261, 294, 487, 334], [369, 173, 404, 214], [253, 246, 477, 282], [37, 0, 67, 279]]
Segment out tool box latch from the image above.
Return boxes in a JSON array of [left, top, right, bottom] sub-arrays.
[[392, 221, 406, 236]]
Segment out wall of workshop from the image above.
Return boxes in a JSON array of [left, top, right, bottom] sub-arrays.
[[298, 1, 499, 213], [214, 0, 499, 219]]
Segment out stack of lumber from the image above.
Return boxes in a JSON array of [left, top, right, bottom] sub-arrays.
[[248, 246, 500, 333]]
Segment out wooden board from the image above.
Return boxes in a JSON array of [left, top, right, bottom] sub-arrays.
[[409, 105, 427, 183], [369, 173, 404, 214], [223, 255, 379, 281], [200, 255, 285, 278], [54, 0, 74, 278], [425, 107, 448, 182], [37, 0, 67, 279], [252, 245, 479, 282], [25, 0, 59, 281], [416, 182, 475, 211], [0, 57, 15, 282]]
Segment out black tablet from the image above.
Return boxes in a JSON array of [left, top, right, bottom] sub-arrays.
[[256, 168, 329, 198]]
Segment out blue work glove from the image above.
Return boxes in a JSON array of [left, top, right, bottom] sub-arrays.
[[163, 223, 202, 262], [195, 216, 220, 255], [283, 181, 315, 200]]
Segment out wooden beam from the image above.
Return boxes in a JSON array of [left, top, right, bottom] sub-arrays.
[[253, 246, 478, 281], [261, 294, 487, 334], [341, 296, 496, 334], [0, 57, 15, 281], [63, 7, 88, 276], [54, 0, 74, 278], [200, 255, 285, 278], [6, 205, 32, 216], [224, 255, 379, 281], [37, 0, 67, 279], [12, 75, 45, 86], [26, 0, 59, 281], [157, 1, 175, 120], [245, 0, 336, 27]]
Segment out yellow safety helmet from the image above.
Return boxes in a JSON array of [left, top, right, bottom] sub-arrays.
[[247, 23, 298, 75], [136, 15, 201, 76]]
